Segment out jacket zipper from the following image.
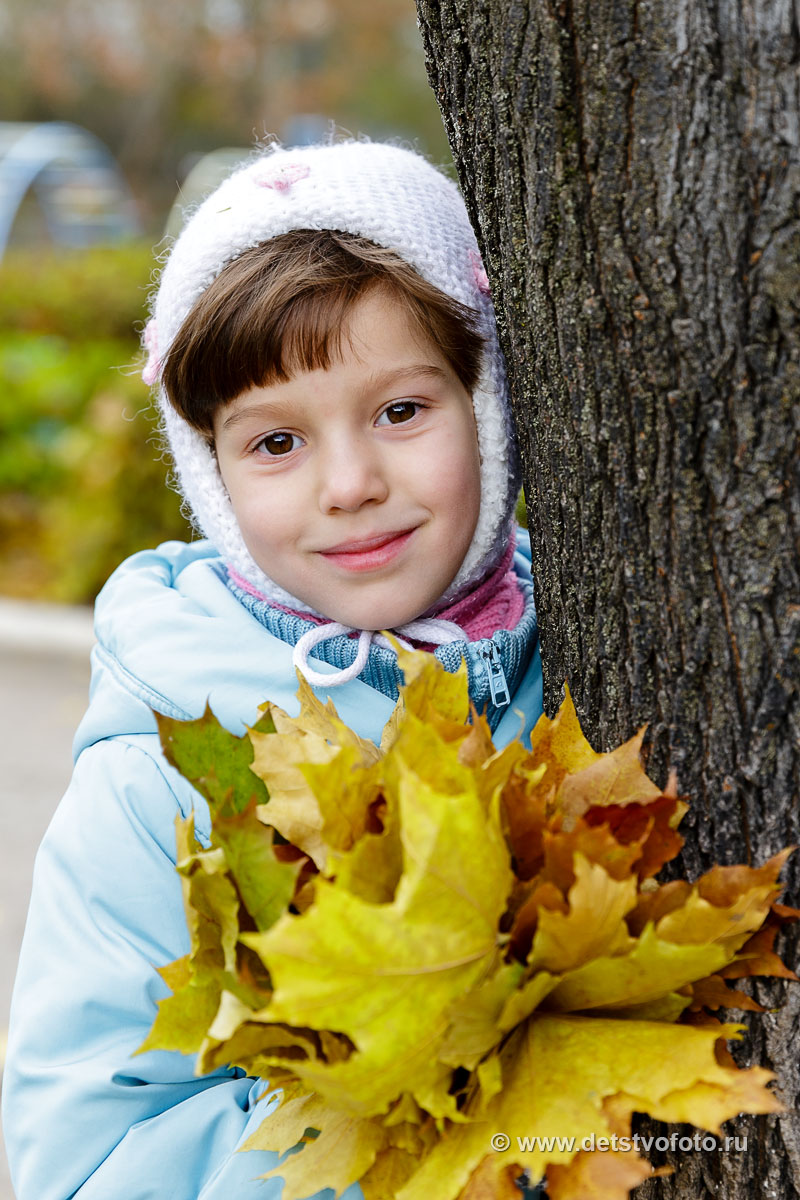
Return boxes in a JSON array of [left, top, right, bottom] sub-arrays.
[[480, 641, 510, 708]]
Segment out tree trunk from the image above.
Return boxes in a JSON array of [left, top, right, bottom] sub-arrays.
[[414, 1, 800, 1197]]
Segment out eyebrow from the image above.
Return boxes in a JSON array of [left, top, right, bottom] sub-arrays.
[[221, 363, 451, 432], [221, 399, 291, 432], [361, 363, 451, 394]]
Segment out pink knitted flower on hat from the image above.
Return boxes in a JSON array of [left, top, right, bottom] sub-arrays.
[[142, 319, 162, 385], [469, 249, 491, 296], [254, 162, 311, 194]]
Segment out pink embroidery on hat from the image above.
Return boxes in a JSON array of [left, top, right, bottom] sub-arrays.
[[469, 249, 491, 296], [142, 319, 162, 385], [255, 162, 311, 194]]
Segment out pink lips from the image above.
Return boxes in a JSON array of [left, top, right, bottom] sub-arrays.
[[319, 529, 415, 572]]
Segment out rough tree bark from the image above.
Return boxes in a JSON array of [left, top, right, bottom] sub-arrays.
[[414, 1, 800, 1197]]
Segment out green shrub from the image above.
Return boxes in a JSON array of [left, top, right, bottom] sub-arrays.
[[0, 241, 157, 340], [0, 243, 191, 604], [515, 489, 528, 530]]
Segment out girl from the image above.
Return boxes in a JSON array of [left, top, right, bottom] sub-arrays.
[[3, 140, 543, 1199]]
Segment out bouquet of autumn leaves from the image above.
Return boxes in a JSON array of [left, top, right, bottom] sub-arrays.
[[140, 647, 795, 1200]]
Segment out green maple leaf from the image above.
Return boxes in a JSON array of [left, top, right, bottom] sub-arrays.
[[157, 705, 273, 816], [138, 799, 297, 1059], [136, 954, 220, 1056], [212, 800, 300, 933]]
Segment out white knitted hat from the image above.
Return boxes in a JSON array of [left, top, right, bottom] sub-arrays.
[[145, 140, 520, 615]]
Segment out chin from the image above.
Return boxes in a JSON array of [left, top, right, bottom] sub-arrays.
[[334, 606, 422, 632], [341, 616, 411, 633]]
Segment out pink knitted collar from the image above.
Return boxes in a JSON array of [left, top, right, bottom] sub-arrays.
[[431, 539, 523, 640], [227, 540, 524, 644]]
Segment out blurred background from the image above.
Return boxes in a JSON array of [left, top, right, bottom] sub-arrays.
[[0, 0, 451, 605], [0, 4, 450, 1194]]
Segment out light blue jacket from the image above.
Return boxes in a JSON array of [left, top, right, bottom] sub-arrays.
[[3, 538, 543, 1200]]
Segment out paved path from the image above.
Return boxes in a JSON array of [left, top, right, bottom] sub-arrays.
[[0, 600, 94, 1200]]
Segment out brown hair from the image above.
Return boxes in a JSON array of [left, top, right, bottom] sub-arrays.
[[161, 228, 484, 435]]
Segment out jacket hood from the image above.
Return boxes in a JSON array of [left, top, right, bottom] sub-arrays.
[[74, 540, 397, 759]]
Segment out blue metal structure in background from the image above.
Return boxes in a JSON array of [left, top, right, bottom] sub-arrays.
[[0, 121, 139, 259]]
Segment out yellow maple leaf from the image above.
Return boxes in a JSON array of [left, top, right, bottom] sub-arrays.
[[619, 1060, 782, 1130], [242, 769, 513, 1117], [385, 709, 477, 800], [557, 726, 663, 819], [496, 971, 561, 1031], [654, 852, 790, 953], [527, 685, 600, 791], [439, 961, 526, 1070], [543, 922, 730, 1013], [301, 748, 382, 858], [456, 717, 532, 810], [176, 816, 240, 982], [245, 1090, 386, 1199], [396, 1014, 779, 1200], [291, 673, 382, 766], [394, 643, 471, 725], [250, 726, 334, 867], [359, 1145, 423, 1200], [249, 679, 380, 868], [200, 1018, 327, 1077], [528, 854, 637, 974], [328, 786, 403, 904]]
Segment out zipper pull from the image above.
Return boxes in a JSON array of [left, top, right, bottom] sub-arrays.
[[481, 642, 510, 708]]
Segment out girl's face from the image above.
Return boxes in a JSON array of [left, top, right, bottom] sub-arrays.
[[213, 288, 482, 630]]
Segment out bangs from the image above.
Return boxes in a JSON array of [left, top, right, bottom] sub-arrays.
[[161, 230, 484, 435], [258, 280, 366, 382]]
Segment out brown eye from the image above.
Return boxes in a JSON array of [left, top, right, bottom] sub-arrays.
[[258, 432, 300, 456], [381, 401, 420, 425]]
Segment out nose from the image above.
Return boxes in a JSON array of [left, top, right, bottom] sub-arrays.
[[316, 437, 389, 513]]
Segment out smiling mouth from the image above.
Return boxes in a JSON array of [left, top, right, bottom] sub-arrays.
[[319, 529, 416, 571]]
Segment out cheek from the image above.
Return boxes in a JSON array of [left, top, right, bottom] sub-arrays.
[[399, 432, 480, 575], [433, 425, 482, 533], [224, 469, 302, 556]]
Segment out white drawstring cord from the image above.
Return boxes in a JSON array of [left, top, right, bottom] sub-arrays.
[[392, 617, 465, 645], [292, 624, 370, 687], [292, 617, 465, 688]]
